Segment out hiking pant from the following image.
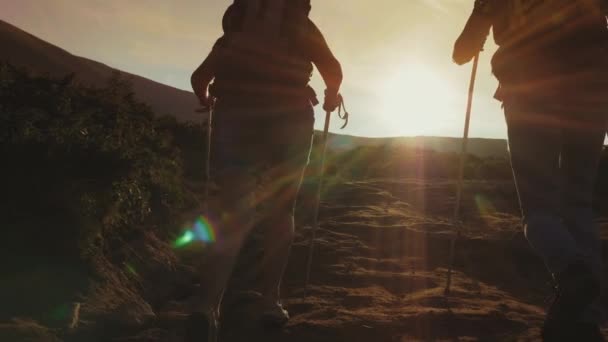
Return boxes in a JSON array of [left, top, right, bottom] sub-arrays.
[[503, 98, 607, 323], [197, 100, 314, 312]]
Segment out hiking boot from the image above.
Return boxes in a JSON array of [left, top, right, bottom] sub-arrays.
[[542, 321, 605, 342], [575, 323, 605, 342], [185, 312, 208, 342], [185, 312, 219, 342], [259, 301, 290, 327], [225, 291, 290, 327], [541, 261, 601, 341]]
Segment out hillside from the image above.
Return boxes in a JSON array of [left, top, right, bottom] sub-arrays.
[[0, 19, 200, 123], [0, 19, 513, 159]]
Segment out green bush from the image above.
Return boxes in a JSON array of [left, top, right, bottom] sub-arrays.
[[0, 64, 203, 324]]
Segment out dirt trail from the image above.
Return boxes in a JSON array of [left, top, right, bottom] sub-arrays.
[[117, 179, 607, 342]]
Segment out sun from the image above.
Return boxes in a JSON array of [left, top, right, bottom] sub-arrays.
[[379, 63, 458, 136]]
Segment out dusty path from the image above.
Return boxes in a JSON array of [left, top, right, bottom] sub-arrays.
[[233, 180, 545, 341], [122, 179, 607, 341]]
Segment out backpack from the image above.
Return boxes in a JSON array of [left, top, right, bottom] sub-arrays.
[[490, 0, 608, 93], [493, 0, 607, 47], [213, 0, 315, 100], [223, 0, 311, 42]]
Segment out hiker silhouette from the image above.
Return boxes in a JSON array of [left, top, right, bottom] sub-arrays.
[[454, 1, 608, 341], [189, 0, 343, 340]]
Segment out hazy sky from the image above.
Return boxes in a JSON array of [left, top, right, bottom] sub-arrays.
[[1, 0, 507, 139]]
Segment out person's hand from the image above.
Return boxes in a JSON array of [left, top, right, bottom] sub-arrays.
[[199, 93, 210, 107], [323, 89, 341, 112], [196, 90, 213, 110]]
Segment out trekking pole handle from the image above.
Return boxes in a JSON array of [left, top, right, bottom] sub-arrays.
[[196, 97, 216, 114]]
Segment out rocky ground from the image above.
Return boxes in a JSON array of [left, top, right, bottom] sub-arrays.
[[121, 179, 608, 341], [4, 179, 608, 341]]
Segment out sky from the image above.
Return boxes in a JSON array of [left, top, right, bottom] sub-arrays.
[[0, 0, 507, 139]]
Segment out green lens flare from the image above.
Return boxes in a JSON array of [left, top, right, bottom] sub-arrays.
[[172, 215, 217, 249], [125, 263, 138, 277], [50, 303, 70, 321], [475, 194, 496, 215], [173, 230, 196, 248]]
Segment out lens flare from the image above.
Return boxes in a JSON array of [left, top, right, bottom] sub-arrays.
[[125, 263, 139, 277], [50, 303, 70, 322], [174, 230, 195, 248], [475, 194, 496, 216], [173, 216, 216, 248]]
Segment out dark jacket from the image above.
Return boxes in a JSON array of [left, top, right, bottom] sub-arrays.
[[454, 0, 608, 102], [209, 17, 342, 104]]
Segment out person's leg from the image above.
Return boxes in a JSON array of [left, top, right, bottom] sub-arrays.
[[256, 131, 313, 301], [246, 107, 314, 322], [561, 114, 607, 324], [504, 100, 581, 275], [191, 106, 262, 319], [195, 170, 257, 311], [503, 100, 601, 340]]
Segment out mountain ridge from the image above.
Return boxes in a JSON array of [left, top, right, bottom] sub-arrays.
[[0, 19, 200, 123], [1, 19, 510, 158]]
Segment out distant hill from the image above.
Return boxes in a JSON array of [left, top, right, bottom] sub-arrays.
[[326, 133, 509, 159], [0, 19, 200, 122], [0, 20, 512, 158]]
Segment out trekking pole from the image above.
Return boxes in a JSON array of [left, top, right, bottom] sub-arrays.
[[305, 96, 349, 291], [304, 109, 332, 290], [197, 100, 215, 216], [205, 103, 213, 216], [445, 53, 480, 296]]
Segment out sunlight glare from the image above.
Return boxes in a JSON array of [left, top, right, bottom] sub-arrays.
[[379, 63, 458, 136]]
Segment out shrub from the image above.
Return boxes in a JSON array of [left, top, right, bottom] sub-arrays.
[[0, 64, 199, 325]]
